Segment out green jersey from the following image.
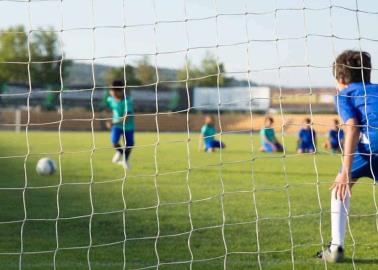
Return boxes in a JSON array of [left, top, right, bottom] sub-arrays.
[[260, 127, 275, 144], [106, 96, 134, 131], [201, 124, 216, 144]]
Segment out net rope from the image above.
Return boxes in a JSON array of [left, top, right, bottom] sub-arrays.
[[0, 0, 377, 269]]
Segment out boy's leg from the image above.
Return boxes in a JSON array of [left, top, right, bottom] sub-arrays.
[[275, 142, 283, 152], [111, 126, 124, 162], [329, 155, 368, 252], [297, 141, 305, 153], [213, 140, 225, 149], [262, 142, 273, 153], [330, 186, 351, 252], [211, 140, 225, 151], [123, 130, 135, 161]]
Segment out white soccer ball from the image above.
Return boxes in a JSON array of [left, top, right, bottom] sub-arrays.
[[36, 158, 57, 176]]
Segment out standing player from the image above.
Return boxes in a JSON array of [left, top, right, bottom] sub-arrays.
[[324, 119, 345, 153], [199, 115, 225, 152], [317, 50, 378, 262], [259, 116, 283, 152], [297, 118, 317, 153], [106, 80, 134, 169]]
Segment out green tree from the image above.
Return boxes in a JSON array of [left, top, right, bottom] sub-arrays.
[[135, 56, 156, 85], [31, 29, 71, 86], [177, 53, 229, 87], [177, 60, 200, 88], [0, 25, 29, 83], [105, 65, 140, 85], [0, 25, 71, 86]]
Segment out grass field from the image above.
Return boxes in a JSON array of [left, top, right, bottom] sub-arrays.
[[1, 131, 378, 270]]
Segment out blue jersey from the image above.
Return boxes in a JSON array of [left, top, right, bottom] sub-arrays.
[[298, 128, 316, 145], [336, 82, 378, 153], [329, 129, 344, 146], [106, 96, 134, 131], [201, 124, 216, 144]]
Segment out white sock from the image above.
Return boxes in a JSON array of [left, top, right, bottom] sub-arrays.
[[330, 188, 350, 252]]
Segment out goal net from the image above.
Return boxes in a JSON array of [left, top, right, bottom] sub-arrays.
[[0, 0, 377, 269]]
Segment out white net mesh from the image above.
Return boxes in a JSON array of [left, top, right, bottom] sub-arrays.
[[0, 0, 378, 269]]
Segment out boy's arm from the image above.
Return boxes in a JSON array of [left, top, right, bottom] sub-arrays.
[[296, 132, 301, 148], [198, 134, 203, 151], [331, 118, 360, 200]]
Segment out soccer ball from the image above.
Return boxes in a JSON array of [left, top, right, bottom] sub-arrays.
[[36, 158, 57, 176]]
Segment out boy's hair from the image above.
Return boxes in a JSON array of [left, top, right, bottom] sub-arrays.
[[111, 80, 125, 91], [332, 50, 371, 84], [265, 116, 274, 124], [304, 118, 311, 124], [334, 119, 339, 125]]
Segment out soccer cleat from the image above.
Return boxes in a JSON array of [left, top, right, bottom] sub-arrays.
[[316, 243, 344, 263], [112, 151, 122, 163], [117, 160, 129, 170]]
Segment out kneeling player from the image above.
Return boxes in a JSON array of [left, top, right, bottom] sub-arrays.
[[317, 50, 378, 262], [199, 115, 225, 153], [324, 119, 344, 153], [297, 118, 317, 153], [106, 80, 135, 169], [259, 116, 283, 152]]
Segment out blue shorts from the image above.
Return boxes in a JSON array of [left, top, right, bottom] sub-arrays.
[[298, 142, 315, 153], [262, 142, 283, 152], [111, 126, 134, 147], [205, 140, 225, 152], [349, 153, 378, 181]]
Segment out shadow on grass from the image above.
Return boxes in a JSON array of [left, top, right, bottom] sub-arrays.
[[343, 257, 378, 265]]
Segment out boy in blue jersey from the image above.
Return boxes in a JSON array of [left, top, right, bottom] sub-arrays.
[[317, 50, 378, 262], [297, 118, 317, 153], [199, 115, 225, 152], [259, 116, 283, 152], [324, 119, 344, 153], [106, 80, 135, 169]]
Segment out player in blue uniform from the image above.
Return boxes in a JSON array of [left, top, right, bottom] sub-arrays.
[[297, 118, 317, 153], [317, 50, 378, 262], [259, 116, 283, 152], [106, 80, 135, 169], [324, 119, 344, 153], [199, 115, 225, 152]]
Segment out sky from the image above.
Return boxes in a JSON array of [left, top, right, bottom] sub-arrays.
[[0, 0, 378, 87]]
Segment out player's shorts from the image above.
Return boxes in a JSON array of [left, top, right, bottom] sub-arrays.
[[349, 153, 378, 181], [111, 126, 134, 147], [205, 140, 225, 152], [262, 142, 283, 152], [298, 142, 315, 153]]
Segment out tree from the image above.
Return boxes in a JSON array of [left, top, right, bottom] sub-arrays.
[[177, 52, 229, 87], [31, 29, 71, 86], [0, 25, 71, 86], [0, 25, 29, 83], [135, 56, 156, 85], [105, 65, 140, 85]]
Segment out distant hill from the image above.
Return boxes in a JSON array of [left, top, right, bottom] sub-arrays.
[[64, 62, 111, 86], [65, 62, 254, 87]]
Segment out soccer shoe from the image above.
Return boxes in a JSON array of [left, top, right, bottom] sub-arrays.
[[316, 243, 344, 263], [117, 160, 129, 170], [112, 151, 122, 163]]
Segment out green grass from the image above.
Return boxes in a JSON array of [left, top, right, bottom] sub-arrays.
[[0, 131, 378, 270]]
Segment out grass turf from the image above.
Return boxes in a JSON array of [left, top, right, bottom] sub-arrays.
[[0, 131, 378, 270]]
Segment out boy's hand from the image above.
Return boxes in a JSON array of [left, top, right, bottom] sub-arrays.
[[105, 121, 112, 130], [330, 172, 352, 201]]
